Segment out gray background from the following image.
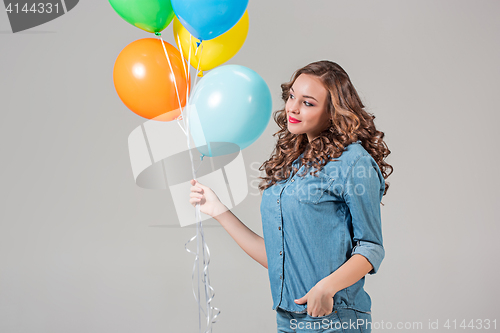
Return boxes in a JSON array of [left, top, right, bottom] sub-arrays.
[[1, 0, 499, 332]]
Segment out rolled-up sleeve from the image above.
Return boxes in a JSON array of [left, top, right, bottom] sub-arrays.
[[343, 154, 385, 275]]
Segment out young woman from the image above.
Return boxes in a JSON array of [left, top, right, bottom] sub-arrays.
[[189, 60, 392, 333]]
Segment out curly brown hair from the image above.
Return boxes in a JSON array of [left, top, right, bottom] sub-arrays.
[[258, 60, 393, 200]]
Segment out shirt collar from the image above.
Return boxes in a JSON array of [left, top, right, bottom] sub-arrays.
[[292, 152, 305, 167]]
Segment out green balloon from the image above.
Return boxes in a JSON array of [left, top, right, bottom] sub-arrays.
[[109, 0, 175, 33]]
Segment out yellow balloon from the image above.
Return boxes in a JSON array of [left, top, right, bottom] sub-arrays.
[[173, 11, 249, 72]]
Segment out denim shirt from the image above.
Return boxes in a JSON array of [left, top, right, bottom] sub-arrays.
[[260, 140, 385, 314]]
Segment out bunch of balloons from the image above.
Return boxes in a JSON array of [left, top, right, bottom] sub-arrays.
[[110, 0, 272, 156], [109, 1, 273, 332]]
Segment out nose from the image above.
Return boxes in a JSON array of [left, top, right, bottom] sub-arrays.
[[287, 97, 299, 113]]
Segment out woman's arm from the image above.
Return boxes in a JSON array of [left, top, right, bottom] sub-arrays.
[[320, 153, 385, 295], [319, 254, 373, 297], [213, 205, 268, 269], [190, 179, 268, 269]]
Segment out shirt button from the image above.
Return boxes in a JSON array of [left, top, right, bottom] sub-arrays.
[[278, 226, 281, 230], [279, 251, 282, 255], [291, 179, 295, 182], [277, 199, 279, 204]]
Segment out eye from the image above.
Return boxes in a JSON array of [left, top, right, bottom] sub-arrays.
[[289, 93, 295, 99], [304, 101, 314, 107]]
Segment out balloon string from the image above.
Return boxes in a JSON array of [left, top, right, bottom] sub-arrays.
[[193, 42, 204, 88], [163, 32, 219, 332], [156, 34, 186, 135], [187, 79, 220, 331], [176, 117, 187, 137], [184, 96, 220, 333], [186, 48, 220, 333], [177, 36, 189, 84], [175, 31, 192, 118], [173, 34, 195, 144], [185, 34, 193, 107]]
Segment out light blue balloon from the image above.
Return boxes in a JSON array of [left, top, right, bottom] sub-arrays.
[[171, 0, 248, 41], [188, 65, 272, 157]]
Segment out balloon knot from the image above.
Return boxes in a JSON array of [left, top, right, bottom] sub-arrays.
[[200, 154, 205, 161], [197, 71, 203, 77], [196, 41, 201, 47], [155, 32, 161, 36]]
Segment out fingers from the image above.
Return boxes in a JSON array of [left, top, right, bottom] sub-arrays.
[[190, 194, 204, 207], [190, 186, 204, 194], [190, 179, 203, 207], [190, 179, 204, 194], [190, 192, 204, 209], [191, 179, 203, 188]]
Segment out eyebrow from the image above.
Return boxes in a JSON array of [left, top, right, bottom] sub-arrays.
[[290, 87, 318, 102]]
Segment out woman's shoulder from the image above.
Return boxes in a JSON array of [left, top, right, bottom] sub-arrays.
[[326, 140, 366, 163], [321, 140, 370, 180], [342, 139, 366, 154]]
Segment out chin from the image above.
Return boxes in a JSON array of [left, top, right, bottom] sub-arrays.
[[287, 128, 303, 135]]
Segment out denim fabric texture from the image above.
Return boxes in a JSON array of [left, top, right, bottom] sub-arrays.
[[260, 140, 385, 315], [276, 306, 372, 333]]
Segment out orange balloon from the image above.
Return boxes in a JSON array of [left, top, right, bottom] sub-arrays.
[[113, 38, 190, 121]]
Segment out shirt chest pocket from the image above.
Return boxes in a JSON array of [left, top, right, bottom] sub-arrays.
[[292, 170, 335, 204]]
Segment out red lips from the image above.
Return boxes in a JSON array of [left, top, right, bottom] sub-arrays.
[[289, 116, 301, 123]]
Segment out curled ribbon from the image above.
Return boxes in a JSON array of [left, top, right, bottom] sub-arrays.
[[155, 34, 219, 333]]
